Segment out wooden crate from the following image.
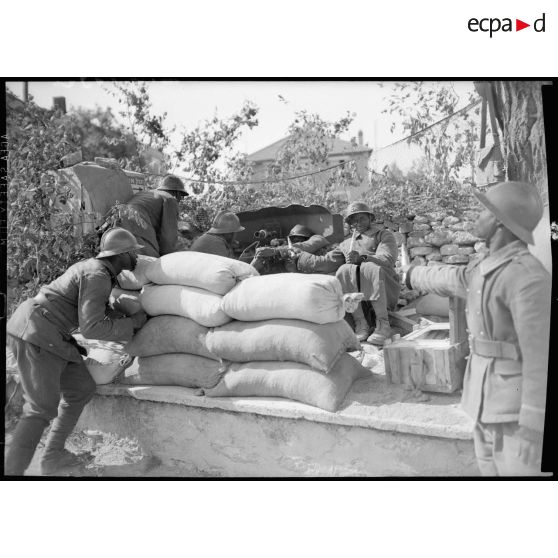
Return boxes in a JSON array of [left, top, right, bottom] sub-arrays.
[[383, 297, 469, 393]]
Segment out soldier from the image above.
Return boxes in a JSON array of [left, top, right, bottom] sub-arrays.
[[5, 228, 148, 476], [119, 174, 189, 257], [191, 210, 245, 259], [402, 182, 550, 476], [292, 202, 400, 345]]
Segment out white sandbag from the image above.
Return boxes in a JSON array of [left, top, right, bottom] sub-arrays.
[[124, 315, 216, 359], [145, 251, 259, 295], [203, 353, 370, 412], [81, 343, 133, 385], [140, 283, 231, 327], [206, 319, 359, 373], [120, 353, 226, 389], [222, 274, 345, 324], [117, 255, 157, 290], [110, 288, 142, 316]]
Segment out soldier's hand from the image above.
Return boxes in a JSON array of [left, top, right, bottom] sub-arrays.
[[518, 426, 544, 467], [345, 250, 362, 265], [254, 246, 276, 259], [131, 310, 148, 330]]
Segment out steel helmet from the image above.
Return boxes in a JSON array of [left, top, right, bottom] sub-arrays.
[[208, 211, 245, 234], [344, 201, 375, 223], [157, 174, 188, 196], [473, 181, 543, 245], [96, 228, 144, 258], [288, 224, 313, 239]]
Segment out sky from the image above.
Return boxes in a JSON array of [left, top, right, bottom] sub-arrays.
[[6, 80, 476, 171]]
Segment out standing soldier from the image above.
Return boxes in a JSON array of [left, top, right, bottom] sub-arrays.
[[403, 182, 550, 476], [191, 210, 245, 259], [119, 174, 189, 257], [292, 201, 400, 345], [5, 228, 148, 476]]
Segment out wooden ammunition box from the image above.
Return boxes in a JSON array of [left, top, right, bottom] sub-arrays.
[[383, 297, 469, 393]]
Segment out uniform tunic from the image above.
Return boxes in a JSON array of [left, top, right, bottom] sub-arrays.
[[296, 225, 400, 306], [120, 190, 180, 257], [191, 233, 235, 258], [407, 241, 550, 432]]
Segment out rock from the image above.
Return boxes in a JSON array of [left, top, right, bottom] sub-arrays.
[[393, 231, 405, 246], [429, 221, 443, 228], [426, 251, 442, 261], [407, 236, 431, 249], [474, 241, 487, 252], [413, 223, 431, 231], [411, 256, 427, 266], [410, 246, 434, 257], [424, 230, 454, 247], [440, 244, 459, 256], [427, 260, 446, 266], [398, 221, 414, 234], [443, 254, 470, 264], [408, 230, 428, 239], [428, 211, 447, 222], [442, 216, 460, 226], [449, 221, 476, 232], [384, 221, 399, 231], [457, 246, 475, 256], [448, 222, 466, 231], [414, 215, 430, 224], [452, 231, 480, 245]]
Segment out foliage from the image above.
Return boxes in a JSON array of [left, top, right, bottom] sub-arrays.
[[6, 94, 99, 314]]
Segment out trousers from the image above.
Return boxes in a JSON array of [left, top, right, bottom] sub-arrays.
[[473, 421, 547, 477], [5, 335, 96, 476]]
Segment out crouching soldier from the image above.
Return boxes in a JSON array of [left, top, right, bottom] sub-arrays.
[[5, 228, 148, 476], [290, 202, 400, 345], [402, 182, 550, 476], [191, 210, 245, 259]]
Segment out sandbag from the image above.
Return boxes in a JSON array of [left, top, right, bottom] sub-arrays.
[[124, 315, 216, 359], [110, 288, 142, 316], [117, 255, 158, 290], [140, 284, 231, 327], [203, 353, 370, 412], [145, 251, 259, 295], [415, 293, 450, 318], [206, 319, 359, 373], [222, 274, 345, 324], [83, 345, 133, 385], [120, 353, 226, 389]]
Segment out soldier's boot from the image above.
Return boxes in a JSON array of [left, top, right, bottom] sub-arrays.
[[40, 449, 93, 476], [367, 287, 393, 346], [4, 416, 48, 476], [351, 304, 370, 342]]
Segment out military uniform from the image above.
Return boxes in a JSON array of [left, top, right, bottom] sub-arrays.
[[296, 224, 400, 308], [6, 257, 137, 475], [407, 240, 550, 475], [191, 232, 235, 258], [120, 190, 180, 257]]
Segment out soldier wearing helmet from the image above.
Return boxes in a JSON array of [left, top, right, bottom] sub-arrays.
[[291, 201, 400, 345], [191, 210, 245, 259], [117, 174, 189, 257], [403, 182, 550, 476], [5, 228, 148, 476]]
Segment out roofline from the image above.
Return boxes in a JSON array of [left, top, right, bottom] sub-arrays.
[[249, 147, 373, 164]]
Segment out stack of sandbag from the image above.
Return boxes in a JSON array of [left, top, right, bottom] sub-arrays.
[[111, 255, 158, 316], [202, 273, 369, 412], [121, 251, 258, 389]]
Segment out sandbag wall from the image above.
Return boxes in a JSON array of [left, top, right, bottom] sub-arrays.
[[121, 253, 368, 412]]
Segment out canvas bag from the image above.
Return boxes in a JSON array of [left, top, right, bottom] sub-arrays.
[[206, 318, 360, 373], [221, 274, 345, 324], [203, 353, 370, 413], [125, 315, 216, 359], [120, 353, 226, 389], [140, 283, 231, 327], [145, 251, 259, 295], [78, 339, 133, 385], [117, 255, 158, 290]]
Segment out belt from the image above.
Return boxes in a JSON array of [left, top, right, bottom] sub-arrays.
[[469, 336, 519, 360]]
